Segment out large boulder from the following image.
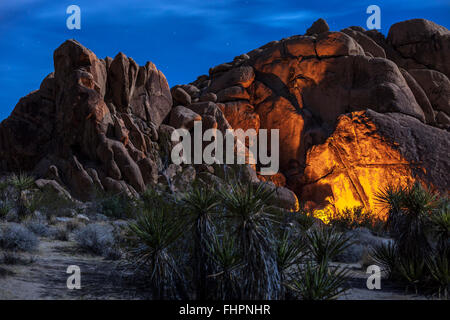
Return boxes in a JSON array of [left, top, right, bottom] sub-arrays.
[[170, 20, 449, 216], [387, 19, 450, 78], [300, 110, 450, 216], [0, 40, 171, 200]]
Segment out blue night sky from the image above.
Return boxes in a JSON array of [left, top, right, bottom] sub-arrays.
[[0, 0, 449, 121]]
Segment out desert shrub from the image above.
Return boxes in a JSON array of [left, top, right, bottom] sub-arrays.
[[306, 227, 353, 264], [25, 219, 50, 237], [99, 193, 135, 219], [328, 206, 384, 234], [50, 225, 69, 241], [74, 223, 115, 256], [0, 201, 11, 219], [26, 188, 74, 216], [289, 261, 349, 300], [64, 219, 84, 232], [0, 223, 39, 252], [288, 206, 317, 231], [1, 251, 35, 265]]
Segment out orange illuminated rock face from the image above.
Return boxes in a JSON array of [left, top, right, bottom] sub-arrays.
[[182, 18, 449, 217], [300, 111, 427, 218]]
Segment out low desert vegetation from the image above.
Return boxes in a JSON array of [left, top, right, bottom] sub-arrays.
[[0, 223, 39, 252], [372, 182, 449, 298], [327, 206, 385, 234], [74, 223, 116, 257], [0, 168, 447, 300], [124, 180, 353, 300]]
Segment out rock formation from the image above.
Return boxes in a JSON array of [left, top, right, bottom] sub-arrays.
[[169, 18, 450, 217], [0, 40, 172, 200], [0, 18, 449, 217]]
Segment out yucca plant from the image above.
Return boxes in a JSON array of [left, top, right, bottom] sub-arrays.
[[370, 242, 399, 279], [9, 173, 35, 192], [426, 248, 449, 299], [289, 261, 349, 300], [207, 233, 243, 300], [376, 182, 436, 259], [8, 173, 35, 219], [0, 201, 11, 218], [180, 184, 221, 299], [431, 199, 450, 253], [306, 227, 353, 265], [127, 201, 185, 299], [397, 253, 426, 295], [375, 184, 405, 216], [219, 181, 280, 300], [277, 231, 308, 275], [0, 180, 8, 201], [276, 230, 308, 298]]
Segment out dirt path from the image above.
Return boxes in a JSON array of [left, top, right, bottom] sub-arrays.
[[339, 267, 428, 300], [0, 239, 148, 300]]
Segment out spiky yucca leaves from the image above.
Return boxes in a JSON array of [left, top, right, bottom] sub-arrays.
[[397, 253, 426, 294], [376, 182, 437, 259], [0, 202, 11, 218], [426, 248, 449, 299], [289, 261, 349, 300], [128, 199, 185, 299], [180, 184, 221, 299], [207, 234, 243, 300], [276, 230, 308, 298], [375, 184, 405, 215], [306, 227, 353, 265], [431, 199, 450, 253], [219, 182, 280, 300], [0, 180, 8, 201], [8, 173, 35, 219], [277, 231, 308, 275], [8, 173, 35, 192], [371, 242, 399, 279]]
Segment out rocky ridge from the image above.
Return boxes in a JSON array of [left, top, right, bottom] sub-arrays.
[[0, 18, 449, 215]]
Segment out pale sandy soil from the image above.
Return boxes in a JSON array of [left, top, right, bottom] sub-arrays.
[[338, 266, 428, 300], [0, 239, 148, 300]]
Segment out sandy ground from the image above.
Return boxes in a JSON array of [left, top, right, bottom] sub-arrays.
[[338, 266, 428, 300], [0, 239, 148, 300], [0, 239, 429, 300]]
